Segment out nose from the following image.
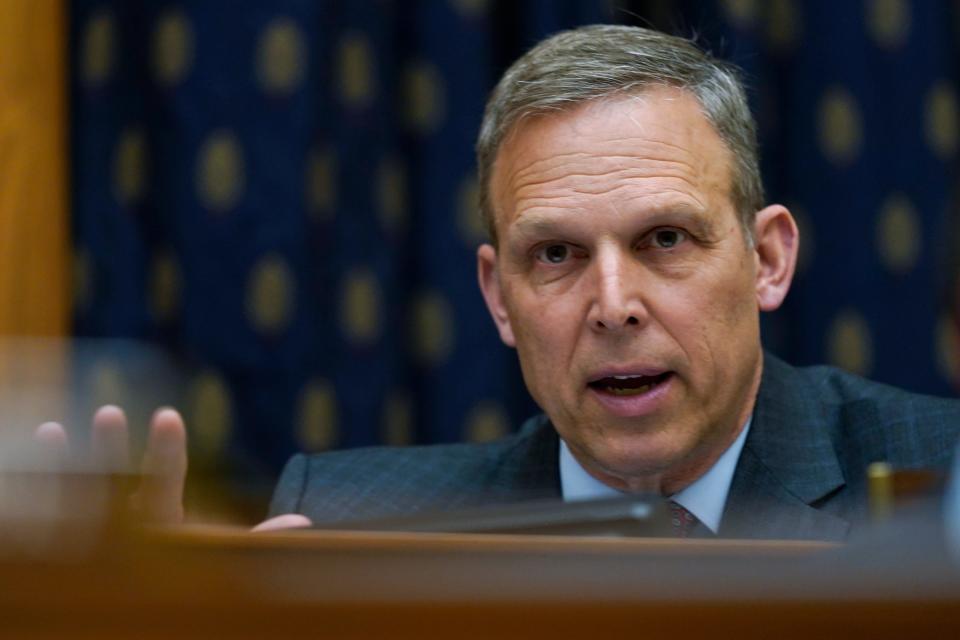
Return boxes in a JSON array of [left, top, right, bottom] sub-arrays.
[[586, 248, 649, 333]]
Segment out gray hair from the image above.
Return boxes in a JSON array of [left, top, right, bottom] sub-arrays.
[[475, 24, 763, 245]]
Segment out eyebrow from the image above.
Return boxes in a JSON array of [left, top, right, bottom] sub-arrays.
[[510, 203, 719, 239], [510, 213, 570, 237]]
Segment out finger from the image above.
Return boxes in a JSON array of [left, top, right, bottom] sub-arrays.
[[251, 514, 313, 532], [135, 407, 187, 524], [91, 405, 131, 473], [34, 421, 69, 450], [33, 421, 69, 470]]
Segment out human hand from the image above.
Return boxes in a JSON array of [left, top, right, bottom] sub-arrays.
[[251, 513, 312, 532], [34, 405, 187, 525]]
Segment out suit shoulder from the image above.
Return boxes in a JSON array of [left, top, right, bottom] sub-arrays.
[[797, 361, 959, 415], [788, 359, 960, 468], [300, 413, 554, 470], [301, 418, 539, 474], [271, 414, 559, 522]]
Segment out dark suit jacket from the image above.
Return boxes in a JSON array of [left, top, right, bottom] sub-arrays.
[[269, 354, 960, 541]]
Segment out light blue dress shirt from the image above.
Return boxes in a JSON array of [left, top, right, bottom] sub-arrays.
[[559, 418, 752, 534]]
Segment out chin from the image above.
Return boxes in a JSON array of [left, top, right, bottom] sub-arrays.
[[587, 435, 685, 481]]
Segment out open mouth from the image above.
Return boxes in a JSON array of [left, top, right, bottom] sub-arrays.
[[588, 372, 673, 396]]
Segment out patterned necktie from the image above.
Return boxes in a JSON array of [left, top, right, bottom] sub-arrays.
[[669, 500, 698, 538]]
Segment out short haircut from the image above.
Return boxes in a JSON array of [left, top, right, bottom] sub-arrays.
[[475, 24, 763, 245]]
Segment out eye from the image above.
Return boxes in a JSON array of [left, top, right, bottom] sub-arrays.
[[535, 243, 571, 264], [650, 228, 686, 249]]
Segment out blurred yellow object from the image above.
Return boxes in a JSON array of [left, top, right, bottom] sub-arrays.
[[868, 461, 944, 522], [867, 461, 894, 522], [0, 0, 69, 337]]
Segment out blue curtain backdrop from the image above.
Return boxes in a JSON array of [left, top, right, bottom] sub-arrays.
[[69, 0, 960, 512]]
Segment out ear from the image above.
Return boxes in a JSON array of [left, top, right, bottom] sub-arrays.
[[753, 204, 799, 312], [477, 243, 516, 347]]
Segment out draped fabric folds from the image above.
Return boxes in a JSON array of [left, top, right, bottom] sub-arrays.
[[68, 1, 960, 505]]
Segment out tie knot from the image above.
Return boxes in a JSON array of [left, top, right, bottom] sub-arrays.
[[669, 500, 698, 538]]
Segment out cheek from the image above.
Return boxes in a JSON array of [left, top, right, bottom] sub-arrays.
[[697, 251, 757, 319], [702, 279, 760, 382], [509, 307, 579, 414], [505, 285, 583, 368], [718, 268, 761, 331], [659, 266, 758, 366]]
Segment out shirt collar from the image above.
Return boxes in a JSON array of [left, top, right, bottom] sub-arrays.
[[559, 418, 752, 534]]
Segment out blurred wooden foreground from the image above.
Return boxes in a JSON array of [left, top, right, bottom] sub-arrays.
[[1, 524, 958, 639]]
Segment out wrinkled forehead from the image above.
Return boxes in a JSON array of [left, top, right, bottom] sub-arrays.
[[489, 88, 738, 227]]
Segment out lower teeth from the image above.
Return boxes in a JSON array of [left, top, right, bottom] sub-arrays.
[[606, 384, 652, 396]]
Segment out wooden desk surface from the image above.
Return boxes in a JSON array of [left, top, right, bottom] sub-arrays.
[[166, 523, 839, 555], [0, 525, 957, 639]]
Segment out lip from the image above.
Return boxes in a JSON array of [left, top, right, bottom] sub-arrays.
[[586, 371, 675, 418]]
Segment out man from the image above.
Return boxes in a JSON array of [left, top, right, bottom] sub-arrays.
[[40, 25, 960, 539]]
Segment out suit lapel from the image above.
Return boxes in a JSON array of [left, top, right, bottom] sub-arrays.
[[721, 353, 850, 541]]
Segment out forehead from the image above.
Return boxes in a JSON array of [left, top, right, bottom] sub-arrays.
[[490, 87, 736, 229]]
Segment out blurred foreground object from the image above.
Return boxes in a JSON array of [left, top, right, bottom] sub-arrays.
[[868, 461, 945, 522], [0, 338, 251, 530], [0, 468, 139, 557], [0, 523, 958, 639]]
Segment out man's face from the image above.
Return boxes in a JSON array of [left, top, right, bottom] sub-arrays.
[[479, 87, 787, 493]]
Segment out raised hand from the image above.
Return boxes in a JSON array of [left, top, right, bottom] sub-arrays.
[[34, 405, 187, 525]]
